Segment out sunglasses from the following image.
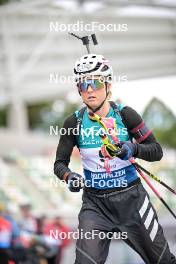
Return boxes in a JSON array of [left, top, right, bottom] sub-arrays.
[[77, 79, 105, 92]]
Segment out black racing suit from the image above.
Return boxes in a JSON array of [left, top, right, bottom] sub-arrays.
[[54, 105, 176, 264]]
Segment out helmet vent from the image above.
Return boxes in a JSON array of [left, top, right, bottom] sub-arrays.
[[92, 55, 96, 58], [101, 65, 109, 72], [94, 62, 102, 71]]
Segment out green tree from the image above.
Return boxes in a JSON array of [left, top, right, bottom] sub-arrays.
[[0, 106, 8, 127], [142, 98, 176, 149], [27, 100, 80, 132], [0, 0, 19, 5]]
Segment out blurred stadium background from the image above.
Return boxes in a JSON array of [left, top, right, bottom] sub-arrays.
[[0, 0, 176, 263]]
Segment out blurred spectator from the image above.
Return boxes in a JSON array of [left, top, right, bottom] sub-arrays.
[[0, 202, 20, 264], [36, 215, 46, 235], [43, 216, 71, 264], [19, 203, 37, 233]]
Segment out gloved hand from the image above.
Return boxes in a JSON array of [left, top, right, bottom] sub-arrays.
[[112, 142, 137, 160], [66, 172, 84, 192]]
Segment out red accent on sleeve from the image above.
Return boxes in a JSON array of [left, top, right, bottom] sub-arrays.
[[130, 121, 144, 133], [137, 130, 152, 143]]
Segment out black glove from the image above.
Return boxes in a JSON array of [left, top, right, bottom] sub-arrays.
[[109, 142, 137, 160], [66, 172, 84, 192]]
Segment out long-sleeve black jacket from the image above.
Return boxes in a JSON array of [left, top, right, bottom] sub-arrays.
[[54, 106, 163, 181]]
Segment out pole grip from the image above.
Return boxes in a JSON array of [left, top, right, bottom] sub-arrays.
[[82, 36, 89, 45], [91, 34, 98, 45]]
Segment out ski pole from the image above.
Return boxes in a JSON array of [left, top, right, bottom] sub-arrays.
[[130, 159, 176, 220], [132, 162, 176, 196], [89, 112, 176, 219], [89, 112, 176, 195]]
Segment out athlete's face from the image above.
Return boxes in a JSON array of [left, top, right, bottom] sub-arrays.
[[78, 76, 111, 109]]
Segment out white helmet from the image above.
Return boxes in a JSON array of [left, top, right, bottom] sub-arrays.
[[74, 54, 113, 82]]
